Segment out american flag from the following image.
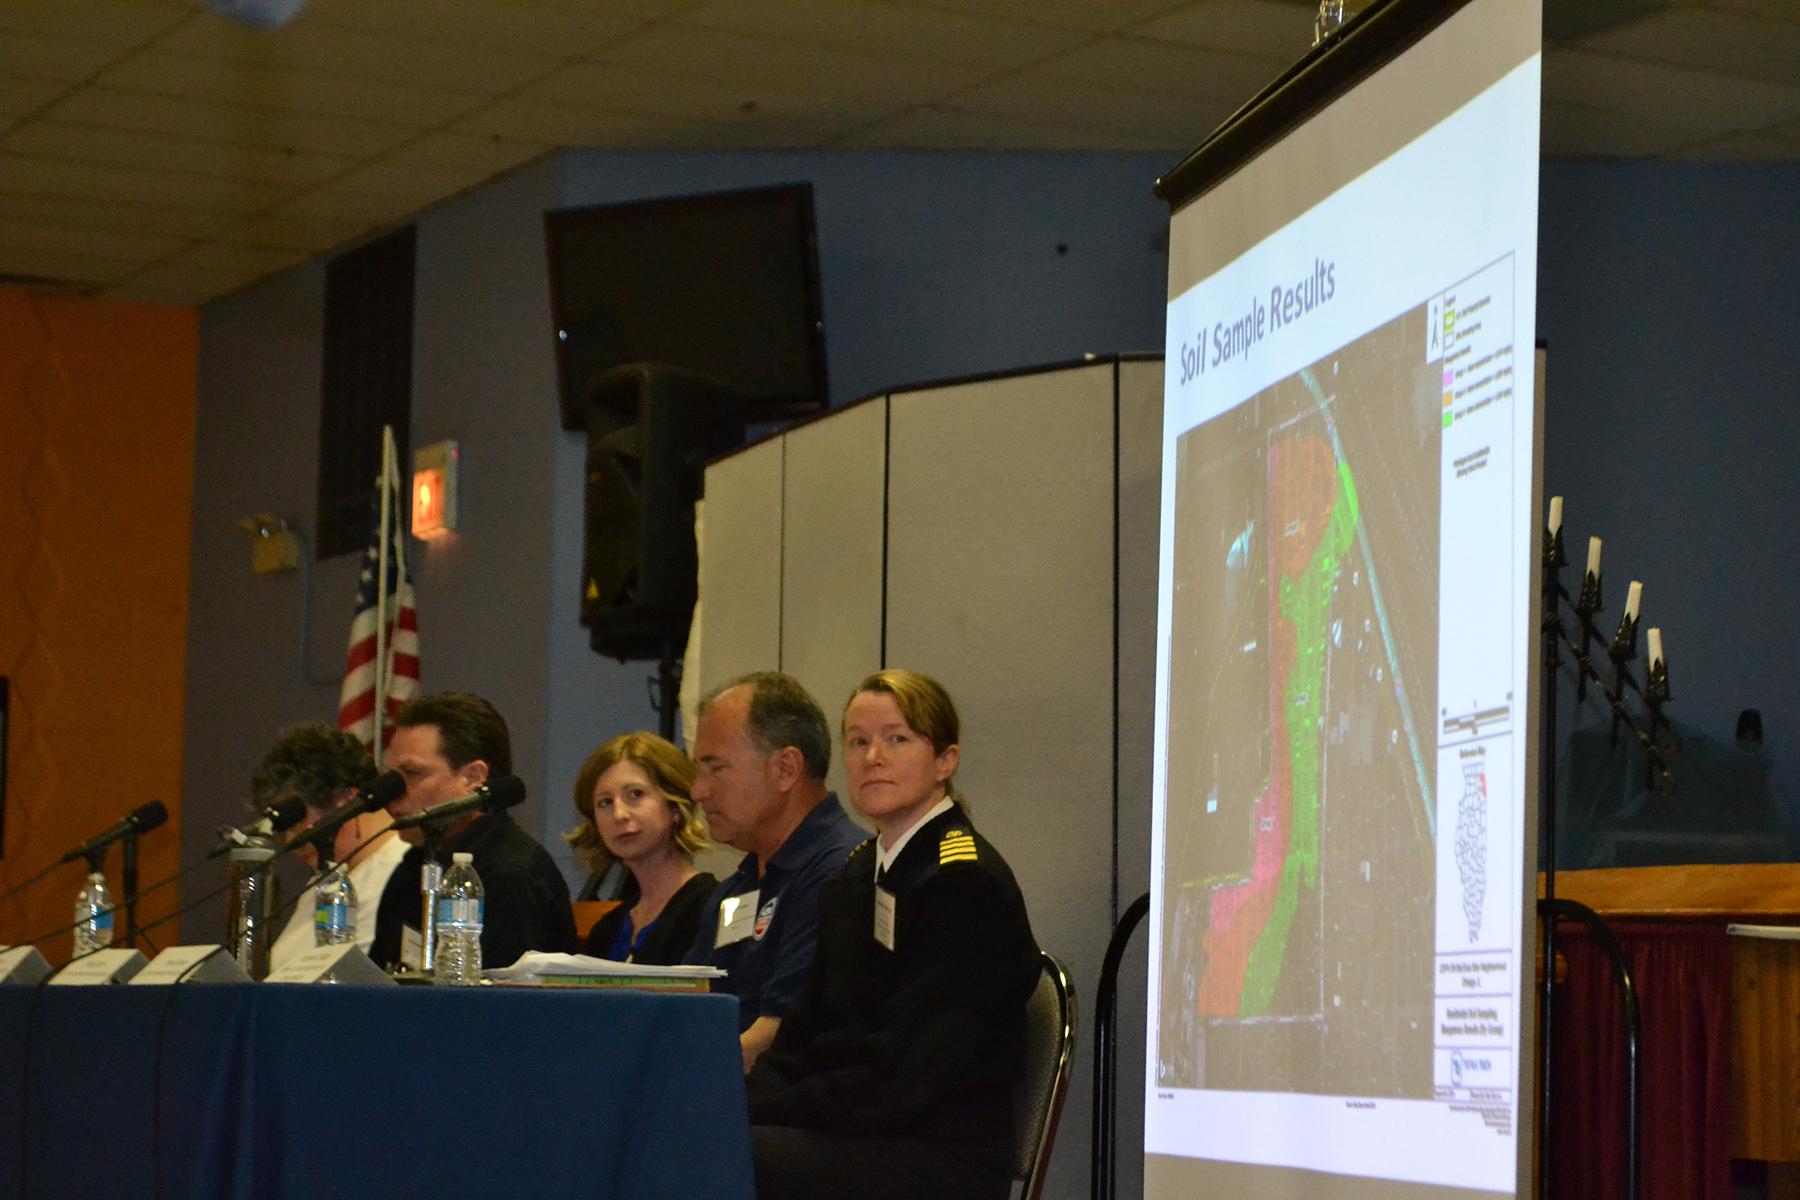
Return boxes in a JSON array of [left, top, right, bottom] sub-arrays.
[[337, 428, 420, 758]]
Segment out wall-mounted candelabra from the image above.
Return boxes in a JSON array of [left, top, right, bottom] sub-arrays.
[[1545, 495, 1676, 793], [1538, 494, 1673, 1200]]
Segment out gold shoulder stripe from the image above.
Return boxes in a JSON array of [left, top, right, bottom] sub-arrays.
[[940, 850, 979, 865], [844, 837, 874, 866]]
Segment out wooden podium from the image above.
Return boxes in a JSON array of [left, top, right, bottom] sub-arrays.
[[1550, 863, 1800, 1188]]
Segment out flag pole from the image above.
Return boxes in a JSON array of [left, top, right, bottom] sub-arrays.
[[373, 425, 395, 767]]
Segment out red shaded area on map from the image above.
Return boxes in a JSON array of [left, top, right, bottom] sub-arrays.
[[1195, 434, 1337, 1017]]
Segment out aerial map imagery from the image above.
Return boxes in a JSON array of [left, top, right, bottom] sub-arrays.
[[1156, 301, 1446, 1100]]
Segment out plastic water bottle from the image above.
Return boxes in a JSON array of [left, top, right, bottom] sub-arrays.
[[72, 870, 115, 958], [433, 852, 484, 986], [313, 863, 358, 947]]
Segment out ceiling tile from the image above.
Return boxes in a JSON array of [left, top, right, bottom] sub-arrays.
[[1671, 127, 1800, 161], [945, 70, 1224, 146], [593, 24, 987, 106], [0, 194, 228, 240], [0, 243, 139, 288], [299, 0, 649, 57], [218, 210, 376, 253], [837, 102, 1180, 151], [0, 77, 72, 120], [93, 280, 209, 306], [0, 33, 130, 84], [154, 19, 560, 94], [1703, 0, 1800, 24], [323, 157, 503, 209], [168, 241, 308, 276], [0, 3, 193, 47], [0, 217, 186, 263], [1544, 48, 1800, 145], [384, 131, 552, 176], [1539, 99, 1689, 159], [1131, 0, 1316, 63], [261, 186, 414, 229], [1580, 7, 1800, 88], [44, 86, 419, 157], [883, 0, 1189, 33], [98, 51, 479, 126], [519, 62, 890, 139], [1, 120, 351, 188], [452, 99, 713, 147], [1032, 33, 1287, 104], [677, 0, 1092, 71], [0, 152, 289, 215], [112, 256, 287, 303]]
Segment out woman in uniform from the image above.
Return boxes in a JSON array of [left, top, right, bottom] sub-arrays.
[[745, 669, 1039, 1200]]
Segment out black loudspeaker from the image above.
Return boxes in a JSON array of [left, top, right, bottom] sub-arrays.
[[582, 363, 746, 661]]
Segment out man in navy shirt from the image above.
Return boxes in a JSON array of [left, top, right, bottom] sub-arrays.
[[686, 672, 866, 1072]]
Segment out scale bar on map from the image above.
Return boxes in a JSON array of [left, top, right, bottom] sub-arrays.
[[1441, 704, 1510, 738]]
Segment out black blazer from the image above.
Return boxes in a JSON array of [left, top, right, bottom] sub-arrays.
[[585, 871, 718, 965]]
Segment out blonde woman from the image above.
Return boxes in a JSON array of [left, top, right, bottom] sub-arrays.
[[571, 733, 715, 964], [746, 670, 1039, 1200]]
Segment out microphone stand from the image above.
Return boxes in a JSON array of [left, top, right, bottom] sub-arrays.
[[121, 829, 142, 951], [1537, 519, 1565, 1200]]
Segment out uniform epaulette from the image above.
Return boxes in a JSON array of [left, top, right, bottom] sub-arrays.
[[938, 827, 978, 866], [845, 836, 875, 866]]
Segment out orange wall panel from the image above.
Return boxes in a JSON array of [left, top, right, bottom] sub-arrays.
[[0, 289, 197, 964]]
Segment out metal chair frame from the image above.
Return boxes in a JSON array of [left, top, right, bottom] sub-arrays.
[[1015, 949, 1078, 1200]]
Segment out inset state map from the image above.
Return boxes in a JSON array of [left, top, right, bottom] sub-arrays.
[[1157, 302, 1442, 1099]]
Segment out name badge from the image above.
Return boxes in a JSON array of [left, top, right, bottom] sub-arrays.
[[401, 925, 423, 971], [716, 890, 760, 947], [873, 887, 896, 951]]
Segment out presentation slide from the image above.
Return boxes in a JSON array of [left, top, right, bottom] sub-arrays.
[[1147, 0, 1540, 1196]]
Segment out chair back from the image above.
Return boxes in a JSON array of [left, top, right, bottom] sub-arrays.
[[1012, 950, 1076, 1200]]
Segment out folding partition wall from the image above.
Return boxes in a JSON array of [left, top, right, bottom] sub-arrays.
[[698, 354, 1162, 1199]]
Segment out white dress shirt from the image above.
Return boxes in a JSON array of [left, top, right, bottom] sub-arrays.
[[269, 833, 410, 971]]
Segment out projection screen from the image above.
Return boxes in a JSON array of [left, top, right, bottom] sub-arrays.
[[1146, 0, 1542, 1195]]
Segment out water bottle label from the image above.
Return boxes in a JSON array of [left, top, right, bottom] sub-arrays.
[[94, 911, 114, 933], [314, 904, 352, 934], [434, 897, 483, 926]]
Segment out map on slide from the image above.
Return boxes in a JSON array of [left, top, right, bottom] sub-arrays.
[[1157, 301, 1443, 1098]]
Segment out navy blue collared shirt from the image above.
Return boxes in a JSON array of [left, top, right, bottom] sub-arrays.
[[685, 792, 867, 1031]]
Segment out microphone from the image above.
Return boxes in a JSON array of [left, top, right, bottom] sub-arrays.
[[211, 796, 307, 854], [388, 775, 526, 832], [59, 801, 168, 865], [284, 770, 406, 857]]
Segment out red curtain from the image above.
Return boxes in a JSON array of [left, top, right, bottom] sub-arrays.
[[1549, 921, 1732, 1200]]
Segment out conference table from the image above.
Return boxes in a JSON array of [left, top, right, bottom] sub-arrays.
[[0, 982, 755, 1200]]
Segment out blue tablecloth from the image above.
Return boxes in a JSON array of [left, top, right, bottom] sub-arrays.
[[0, 983, 754, 1200]]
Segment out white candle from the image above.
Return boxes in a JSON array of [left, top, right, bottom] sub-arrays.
[[1647, 627, 1664, 668], [1625, 580, 1642, 621], [1548, 496, 1563, 537], [1586, 536, 1603, 577]]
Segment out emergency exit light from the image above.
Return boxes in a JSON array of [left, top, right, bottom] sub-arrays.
[[411, 440, 458, 539]]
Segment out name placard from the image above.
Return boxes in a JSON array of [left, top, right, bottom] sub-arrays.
[[265, 944, 396, 987], [131, 945, 250, 985], [0, 945, 51, 985], [49, 947, 147, 986]]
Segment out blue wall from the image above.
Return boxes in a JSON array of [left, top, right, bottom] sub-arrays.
[[544, 150, 1175, 877], [1538, 160, 1800, 850], [184, 150, 1800, 894], [184, 149, 1177, 900]]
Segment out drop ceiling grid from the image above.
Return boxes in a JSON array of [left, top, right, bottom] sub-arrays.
[[0, 0, 1790, 306]]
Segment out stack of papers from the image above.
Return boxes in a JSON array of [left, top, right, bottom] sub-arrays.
[[486, 952, 725, 992]]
